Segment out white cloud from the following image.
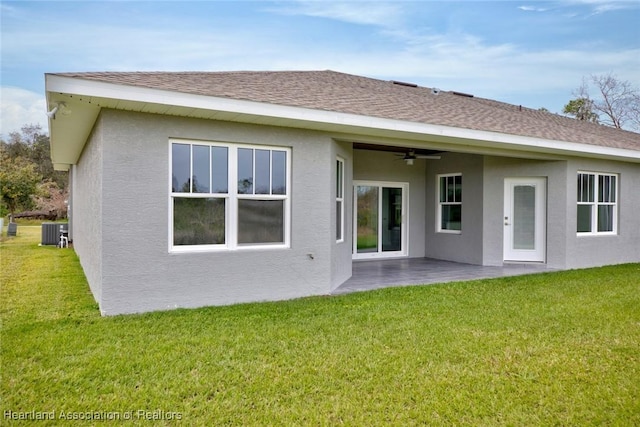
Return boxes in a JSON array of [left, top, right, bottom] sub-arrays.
[[0, 87, 48, 138], [2, 1, 638, 128], [266, 1, 404, 27], [565, 0, 639, 15], [518, 5, 548, 12]]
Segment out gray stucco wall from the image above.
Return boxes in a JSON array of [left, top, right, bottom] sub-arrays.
[[92, 110, 337, 315], [331, 141, 353, 290], [482, 156, 640, 269], [72, 118, 104, 302], [353, 149, 427, 258], [71, 108, 640, 315], [564, 158, 640, 268], [424, 153, 484, 265], [482, 157, 567, 268]]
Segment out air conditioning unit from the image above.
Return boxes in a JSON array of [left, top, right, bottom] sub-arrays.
[[41, 223, 67, 246]]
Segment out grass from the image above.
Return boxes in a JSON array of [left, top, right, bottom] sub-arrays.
[[2, 226, 640, 425]]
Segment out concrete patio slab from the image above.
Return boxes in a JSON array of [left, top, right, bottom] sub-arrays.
[[333, 258, 556, 295]]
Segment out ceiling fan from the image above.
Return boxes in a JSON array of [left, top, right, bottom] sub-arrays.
[[398, 150, 441, 165]]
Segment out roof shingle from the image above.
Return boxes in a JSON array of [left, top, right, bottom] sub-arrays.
[[52, 70, 640, 151]]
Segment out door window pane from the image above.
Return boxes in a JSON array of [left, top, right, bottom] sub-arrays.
[[211, 146, 228, 193], [238, 148, 253, 194], [238, 199, 284, 244], [513, 185, 535, 250], [356, 186, 378, 253], [173, 198, 225, 245], [192, 145, 210, 193], [382, 187, 402, 252], [172, 143, 190, 193]]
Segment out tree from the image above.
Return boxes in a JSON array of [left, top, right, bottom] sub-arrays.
[[2, 124, 67, 189], [564, 74, 640, 132], [0, 148, 42, 215], [0, 124, 69, 218], [563, 98, 598, 123]]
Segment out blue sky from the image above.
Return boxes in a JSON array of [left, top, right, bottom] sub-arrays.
[[1, 0, 639, 137]]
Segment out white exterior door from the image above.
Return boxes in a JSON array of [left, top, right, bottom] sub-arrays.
[[353, 181, 408, 259], [503, 177, 547, 262]]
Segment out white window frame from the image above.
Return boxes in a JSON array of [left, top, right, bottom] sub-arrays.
[[437, 173, 462, 234], [577, 171, 618, 236], [169, 139, 291, 253], [336, 157, 345, 243]]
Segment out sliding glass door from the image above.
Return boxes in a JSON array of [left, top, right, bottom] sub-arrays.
[[353, 181, 408, 259]]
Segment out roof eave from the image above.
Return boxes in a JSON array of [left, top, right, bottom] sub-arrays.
[[45, 74, 640, 167]]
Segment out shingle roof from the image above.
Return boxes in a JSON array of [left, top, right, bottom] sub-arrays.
[[52, 70, 640, 151]]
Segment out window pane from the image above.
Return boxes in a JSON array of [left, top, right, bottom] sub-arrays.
[[597, 205, 614, 232], [238, 148, 253, 194], [454, 175, 462, 202], [439, 177, 446, 203], [610, 176, 616, 203], [599, 175, 615, 203], [173, 198, 225, 245], [192, 145, 210, 193], [211, 146, 228, 193], [336, 160, 343, 198], [447, 176, 455, 202], [578, 174, 586, 202], [255, 149, 271, 194], [172, 143, 191, 193], [577, 174, 582, 201], [577, 205, 592, 232], [441, 205, 461, 231], [578, 173, 595, 203], [272, 151, 287, 195], [238, 199, 284, 244], [336, 200, 343, 240]]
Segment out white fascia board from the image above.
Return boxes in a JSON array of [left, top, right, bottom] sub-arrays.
[[46, 75, 640, 163]]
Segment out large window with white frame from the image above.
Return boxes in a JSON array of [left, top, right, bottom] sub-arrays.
[[437, 173, 462, 233], [336, 157, 344, 242], [577, 172, 617, 234], [170, 139, 290, 251]]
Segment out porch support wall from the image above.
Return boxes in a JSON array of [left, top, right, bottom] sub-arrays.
[[331, 140, 354, 290], [565, 157, 640, 268], [482, 157, 568, 269], [424, 153, 484, 265]]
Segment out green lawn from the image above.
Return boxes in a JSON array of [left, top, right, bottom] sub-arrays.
[[2, 226, 639, 425]]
